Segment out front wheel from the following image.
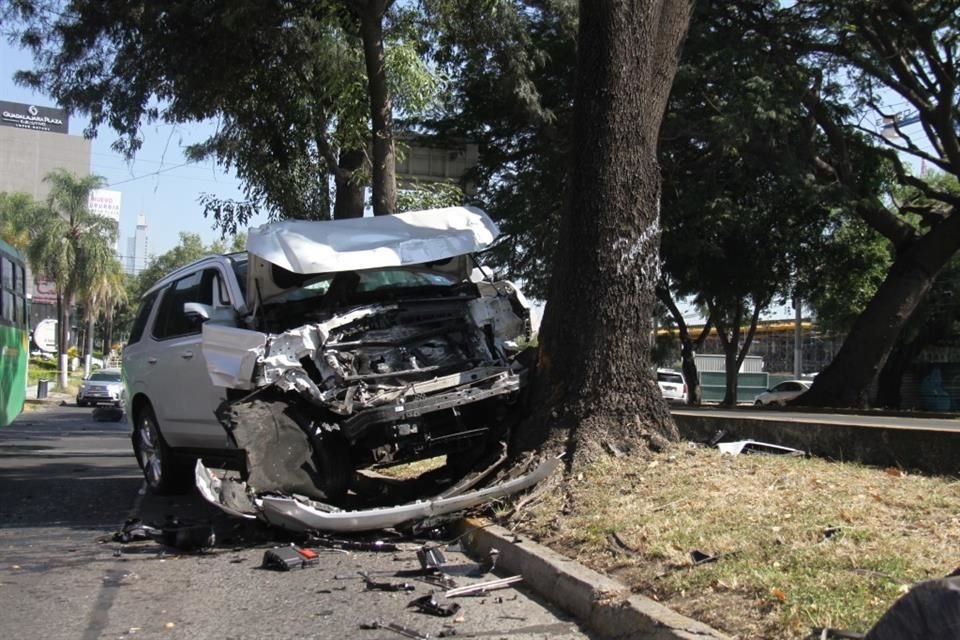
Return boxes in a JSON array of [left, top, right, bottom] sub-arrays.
[[132, 405, 193, 495], [754, 400, 764, 407]]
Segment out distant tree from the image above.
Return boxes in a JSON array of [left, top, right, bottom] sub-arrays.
[[799, 214, 892, 337], [874, 175, 960, 407], [28, 170, 114, 388], [517, 1, 694, 463], [134, 232, 241, 297], [78, 257, 127, 375], [396, 182, 464, 213], [655, 286, 713, 405], [418, 0, 577, 299], [656, 0, 872, 406], [783, 1, 960, 407]]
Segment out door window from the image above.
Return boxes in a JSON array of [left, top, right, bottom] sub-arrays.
[[152, 269, 224, 339]]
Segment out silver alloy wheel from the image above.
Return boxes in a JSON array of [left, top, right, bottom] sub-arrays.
[[137, 413, 163, 488]]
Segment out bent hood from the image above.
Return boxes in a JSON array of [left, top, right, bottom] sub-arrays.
[[246, 206, 499, 302]]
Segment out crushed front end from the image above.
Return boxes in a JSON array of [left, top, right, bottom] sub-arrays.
[[197, 207, 549, 531]]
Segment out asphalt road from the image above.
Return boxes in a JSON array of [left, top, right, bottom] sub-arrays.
[[0, 405, 594, 640], [673, 406, 960, 433]]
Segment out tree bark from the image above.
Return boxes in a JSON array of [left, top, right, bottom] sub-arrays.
[[333, 148, 366, 219], [800, 209, 960, 407], [356, 0, 397, 215], [518, 0, 694, 465]]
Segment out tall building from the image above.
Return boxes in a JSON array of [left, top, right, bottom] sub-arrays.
[[125, 213, 149, 275], [0, 100, 91, 200], [0, 99, 92, 329]]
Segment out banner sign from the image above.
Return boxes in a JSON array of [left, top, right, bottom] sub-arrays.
[[0, 101, 69, 134]]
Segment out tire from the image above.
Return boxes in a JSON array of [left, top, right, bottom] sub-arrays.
[[754, 400, 763, 407], [77, 398, 88, 407], [132, 404, 193, 495]]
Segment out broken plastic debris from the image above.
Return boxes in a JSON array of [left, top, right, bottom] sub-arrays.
[[689, 549, 720, 565], [444, 575, 522, 597], [111, 518, 215, 553], [408, 593, 462, 617], [262, 546, 319, 571], [360, 571, 416, 592], [716, 440, 803, 456]]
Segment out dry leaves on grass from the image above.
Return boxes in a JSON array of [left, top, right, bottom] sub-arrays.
[[512, 444, 960, 639]]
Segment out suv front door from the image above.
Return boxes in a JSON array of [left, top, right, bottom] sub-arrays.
[[148, 267, 232, 450]]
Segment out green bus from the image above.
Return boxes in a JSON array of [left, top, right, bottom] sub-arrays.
[[0, 238, 29, 427]]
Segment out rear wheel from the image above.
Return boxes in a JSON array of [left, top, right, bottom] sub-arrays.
[[133, 404, 193, 494]]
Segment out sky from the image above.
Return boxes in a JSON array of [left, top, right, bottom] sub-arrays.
[[0, 40, 267, 262]]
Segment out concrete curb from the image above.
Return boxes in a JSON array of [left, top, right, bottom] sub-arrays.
[[460, 518, 730, 640]]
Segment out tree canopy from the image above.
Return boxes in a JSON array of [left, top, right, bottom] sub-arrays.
[[8, 0, 441, 227], [781, 0, 960, 406]]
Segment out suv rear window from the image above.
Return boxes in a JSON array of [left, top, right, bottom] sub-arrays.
[[657, 372, 684, 384], [128, 290, 159, 345]]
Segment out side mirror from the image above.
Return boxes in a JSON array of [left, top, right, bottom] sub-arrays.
[[184, 302, 212, 321]]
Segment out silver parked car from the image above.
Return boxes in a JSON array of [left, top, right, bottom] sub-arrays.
[[122, 207, 554, 531], [76, 368, 123, 407], [754, 379, 811, 406]]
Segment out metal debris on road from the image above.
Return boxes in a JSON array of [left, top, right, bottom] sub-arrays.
[[360, 620, 431, 640], [307, 535, 401, 553], [416, 544, 447, 571], [360, 571, 416, 592], [444, 575, 522, 597]]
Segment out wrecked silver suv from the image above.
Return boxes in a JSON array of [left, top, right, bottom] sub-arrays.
[[123, 207, 554, 531]]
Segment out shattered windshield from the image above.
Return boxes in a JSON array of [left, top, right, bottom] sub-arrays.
[[268, 267, 461, 306]]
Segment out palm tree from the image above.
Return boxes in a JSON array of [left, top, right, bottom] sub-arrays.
[[0, 192, 37, 253], [78, 257, 127, 376], [28, 170, 113, 388]]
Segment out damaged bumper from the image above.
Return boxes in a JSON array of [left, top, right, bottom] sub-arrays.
[[195, 456, 559, 533]]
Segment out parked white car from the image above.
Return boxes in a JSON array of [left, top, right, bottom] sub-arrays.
[[657, 369, 687, 404], [122, 206, 556, 531], [754, 380, 811, 406]]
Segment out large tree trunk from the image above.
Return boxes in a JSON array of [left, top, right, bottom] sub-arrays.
[[334, 148, 365, 219], [801, 215, 960, 407], [518, 0, 694, 465], [356, 0, 397, 215]]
